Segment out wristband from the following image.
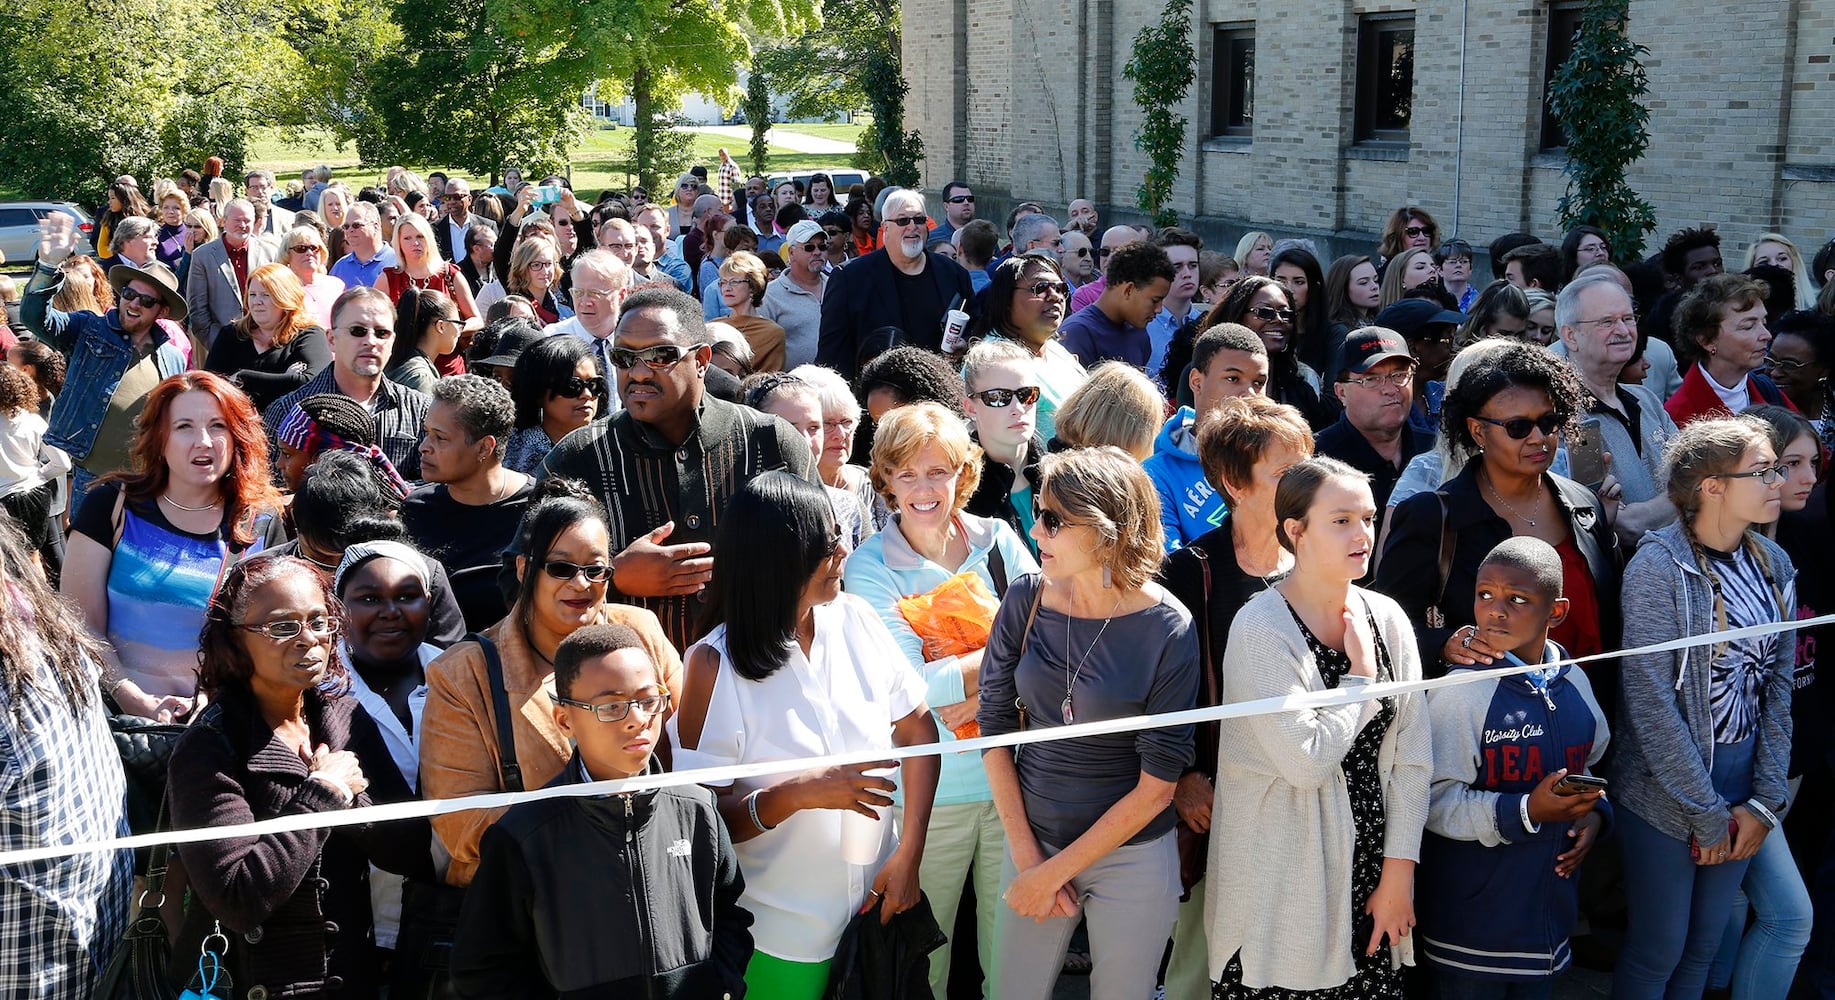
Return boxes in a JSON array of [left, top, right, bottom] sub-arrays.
[[1519, 794, 1541, 836], [1745, 799, 1781, 830], [745, 789, 774, 832]]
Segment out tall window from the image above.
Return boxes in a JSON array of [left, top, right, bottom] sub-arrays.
[[1540, 2, 1585, 149], [1209, 25, 1255, 138], [1355, 14, 1415, 142]]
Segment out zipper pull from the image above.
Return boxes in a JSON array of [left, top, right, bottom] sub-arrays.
[[624, 794, 634, 843]]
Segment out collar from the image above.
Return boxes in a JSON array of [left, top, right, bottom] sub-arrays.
[[1500, 643, 1565, 697], [625, 393, 733, 453], [879, 512, 1001, 571], [1699, 362, 1747, 394]]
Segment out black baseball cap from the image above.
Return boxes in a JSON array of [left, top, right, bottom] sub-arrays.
[[1338, 327, 1416, 375], [1376, 299, 1465, 341]]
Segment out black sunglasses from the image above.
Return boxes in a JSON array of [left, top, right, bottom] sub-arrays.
[[553, 376, 607, 399], [1248, 305, 1295, 323], [542, 560, 613, 583], [1024, 280, 1069, 298], [609, 345, 688, 370], [1032, 501, 1087, 538], [946, 195, 975, 204], [1404, 225, 1431, 237], [971, 386, 1041, 408], [1474, 414, 1562, 440]]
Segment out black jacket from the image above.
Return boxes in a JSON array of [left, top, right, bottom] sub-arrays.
[[1374, 459, 1620, 679], [167, 687, 434, 999], [815, 248, 978, 379], [822, 894, 947, 1000], [965, 431, 1044, 551], [451, 756, 753, 999]]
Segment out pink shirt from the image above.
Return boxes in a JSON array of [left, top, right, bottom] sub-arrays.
[[299, 273, 347, 330]]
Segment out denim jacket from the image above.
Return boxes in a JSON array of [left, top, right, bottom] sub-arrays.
[[22, 263, 188, 462]]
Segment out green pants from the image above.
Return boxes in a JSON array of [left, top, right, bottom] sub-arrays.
[[745, 950, 832, 1000]]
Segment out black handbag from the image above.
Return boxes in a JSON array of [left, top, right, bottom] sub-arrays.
[[109, 710, 189, 837], [95, 801, 176, 1000]]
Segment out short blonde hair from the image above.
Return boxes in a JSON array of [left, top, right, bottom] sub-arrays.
[[1037, 446, 1165, 589], [1053, 361, 1164, 460], [868, 401, 983, 513], [720, 251, 769, 306], [183, 207, 218, 244]]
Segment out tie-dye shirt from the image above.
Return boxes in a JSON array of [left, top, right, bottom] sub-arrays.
[[73, 482, 284, 699]]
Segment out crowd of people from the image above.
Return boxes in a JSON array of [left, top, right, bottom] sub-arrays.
[[1, 156, 1834, 1000]]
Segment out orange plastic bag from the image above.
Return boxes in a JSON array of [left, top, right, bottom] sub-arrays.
[[897, 571, 1000, 739]]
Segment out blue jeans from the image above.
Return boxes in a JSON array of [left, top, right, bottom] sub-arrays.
[[68, 465, 99, 522], [1433, 970, 1555, 1000], [1706, 821, 1811, 997], [1614, 737, 1757, 1000]]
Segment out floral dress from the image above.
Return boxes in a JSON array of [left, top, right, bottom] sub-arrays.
[[1213, 604, 1404, 999]]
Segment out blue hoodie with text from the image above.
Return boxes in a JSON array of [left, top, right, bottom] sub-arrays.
[[1417, 646, 1613, 980], [1143, 407, 1226, 552]]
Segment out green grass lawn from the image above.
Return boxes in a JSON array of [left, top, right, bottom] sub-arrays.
[[247, 123, 862, 195]]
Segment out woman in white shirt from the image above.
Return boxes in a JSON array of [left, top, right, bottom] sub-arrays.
[[0, 363, 69, 572], [671, 472, 941, 1000]]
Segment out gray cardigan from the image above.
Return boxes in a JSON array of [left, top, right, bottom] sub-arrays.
[[1608, 522, 1796, 847], [1203, 586, 1433, 990]]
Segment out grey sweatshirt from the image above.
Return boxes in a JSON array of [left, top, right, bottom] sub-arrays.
[[1608, 522, 1796, 847]]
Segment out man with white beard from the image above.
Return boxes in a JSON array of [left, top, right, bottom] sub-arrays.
[[816, 187, 977, 379]]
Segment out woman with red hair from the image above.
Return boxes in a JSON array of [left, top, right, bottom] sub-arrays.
[[203, 263, 331, 412], [61, 371, 287, 720]]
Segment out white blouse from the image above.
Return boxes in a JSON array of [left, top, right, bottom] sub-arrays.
[[668, 593, 928, 962]]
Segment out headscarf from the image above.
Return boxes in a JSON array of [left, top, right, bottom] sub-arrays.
[[276, 403, 411, 504], [333, 539, 432, 598]]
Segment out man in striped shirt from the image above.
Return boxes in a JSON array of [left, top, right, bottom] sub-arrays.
[[541, 287, 815, 648]]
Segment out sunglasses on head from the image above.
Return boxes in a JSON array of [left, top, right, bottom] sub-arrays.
[[1475, 413, 1562, 439], [1032, 501, 1087, 538], [553, 375, 608, 398], [609, 345, 689, 371], [971, 385, 1041, 408], [543, 560, 613, 583]]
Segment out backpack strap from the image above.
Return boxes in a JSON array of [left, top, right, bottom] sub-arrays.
[[1188, 546, 1218, 709], [469, 632, 523, 793], [988, 544, 1009, 598], [111, 485, 128, 548]]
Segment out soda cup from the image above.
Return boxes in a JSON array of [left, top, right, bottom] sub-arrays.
[[941, 309, 971, 354]]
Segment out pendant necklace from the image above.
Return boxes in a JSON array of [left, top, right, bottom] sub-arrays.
[[1482, 471, 1542, 528], [1062, 591, 1126, 724]]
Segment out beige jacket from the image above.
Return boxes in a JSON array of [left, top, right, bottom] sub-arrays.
[[419, 602, 682, 887]]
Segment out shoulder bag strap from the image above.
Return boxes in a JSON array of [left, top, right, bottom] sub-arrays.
[[1433, 490, 1455, 614], [111, 486, 128, 548], [1012, 580, 1045, 739], [469, 632, 523, 793], [1188, 546, 1218, 708], [988, 544, 1009, 598]]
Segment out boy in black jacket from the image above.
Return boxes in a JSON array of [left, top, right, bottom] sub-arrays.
[[452, 624, 753, 998], [1417, 538, 1612, 999]]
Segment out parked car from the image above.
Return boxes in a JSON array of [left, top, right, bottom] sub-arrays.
[[768, 170, 870, 199], [0, 202, 95, 266]]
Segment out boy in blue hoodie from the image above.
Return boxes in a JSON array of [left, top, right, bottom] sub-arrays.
[[1143, 323, 1268, 550], [1417, 537, 1612, 1000]]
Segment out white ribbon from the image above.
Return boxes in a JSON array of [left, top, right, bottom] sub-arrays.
[[1, 612, 1823, 868]]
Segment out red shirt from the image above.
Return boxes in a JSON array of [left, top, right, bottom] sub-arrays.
[[226, 240, 250, 301], [1550, 536, 1603, 661]]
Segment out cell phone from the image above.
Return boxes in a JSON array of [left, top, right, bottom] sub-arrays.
[[1569, 417, 1606, 490], [1553, 772, 1608, 795], [533, 184, 562, 207], [1690, 818, 1742, 861]]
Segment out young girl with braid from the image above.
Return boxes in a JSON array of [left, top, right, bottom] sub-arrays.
[[1610, 415, 1798, 999]]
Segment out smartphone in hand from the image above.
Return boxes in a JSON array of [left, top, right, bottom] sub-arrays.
[[1553, 772, 1607, 796]]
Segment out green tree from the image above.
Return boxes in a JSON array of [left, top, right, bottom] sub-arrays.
[[0, 0, 307, 202], [745, 70, 772, 175], [1546, 0, 1657, 260], [1123, 0, 1195, 228], [368, 0, 588, 181]]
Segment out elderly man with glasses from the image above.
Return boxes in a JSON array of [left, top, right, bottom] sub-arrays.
[[815, 188, 978, 379]]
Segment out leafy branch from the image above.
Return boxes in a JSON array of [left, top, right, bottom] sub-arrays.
[[1122, 0, 1194, 229], [1546, 0, 1657, 260]]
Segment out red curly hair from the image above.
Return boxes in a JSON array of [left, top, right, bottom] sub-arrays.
[[101, 371, 281, 547]]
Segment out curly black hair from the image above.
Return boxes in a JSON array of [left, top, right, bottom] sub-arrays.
[[1660, 226, 1722, 277], [1438, 341, 1587, 456], [855, 346, 966, 417]]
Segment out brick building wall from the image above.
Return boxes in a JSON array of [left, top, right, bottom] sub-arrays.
[[903, 0, 1834, 269]]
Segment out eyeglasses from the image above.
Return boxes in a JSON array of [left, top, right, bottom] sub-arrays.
[[553, 375, 608, 398], [341, 222, 369, 231], [716, 276, 750, 288], [542, 560, 613, 583], [117, 287, 164, 308], [1714, 466, 1788, 486], [1032, 502, 1088, 538], [1577, 314, 1637, 332], [1340, 369, 1415, 389], [340, 324, 394, 340], [1024, 280, 1069, 298], [1066, 247, 1092, 258], [1097, 247, 1116, 260], [608, 344, 689, 371], [574, 287, 618, 303], [1765, 355, 1810, 372], [291, 245, 321, 255], [1404, 225, 1431, 237], [1248, 305, 1295, 323], [237, 615, 339, 641], [553, 690, 672, 724], [1474, 413, 1563, 439], [886, 215, 928, 229], [799, 239, 828, 254], [971, 386, 1041, 408], [528, 260, 557, 271], [603, 240, 636, 251], [946, 195, 975, 204], [436, 316, 464, 328]]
